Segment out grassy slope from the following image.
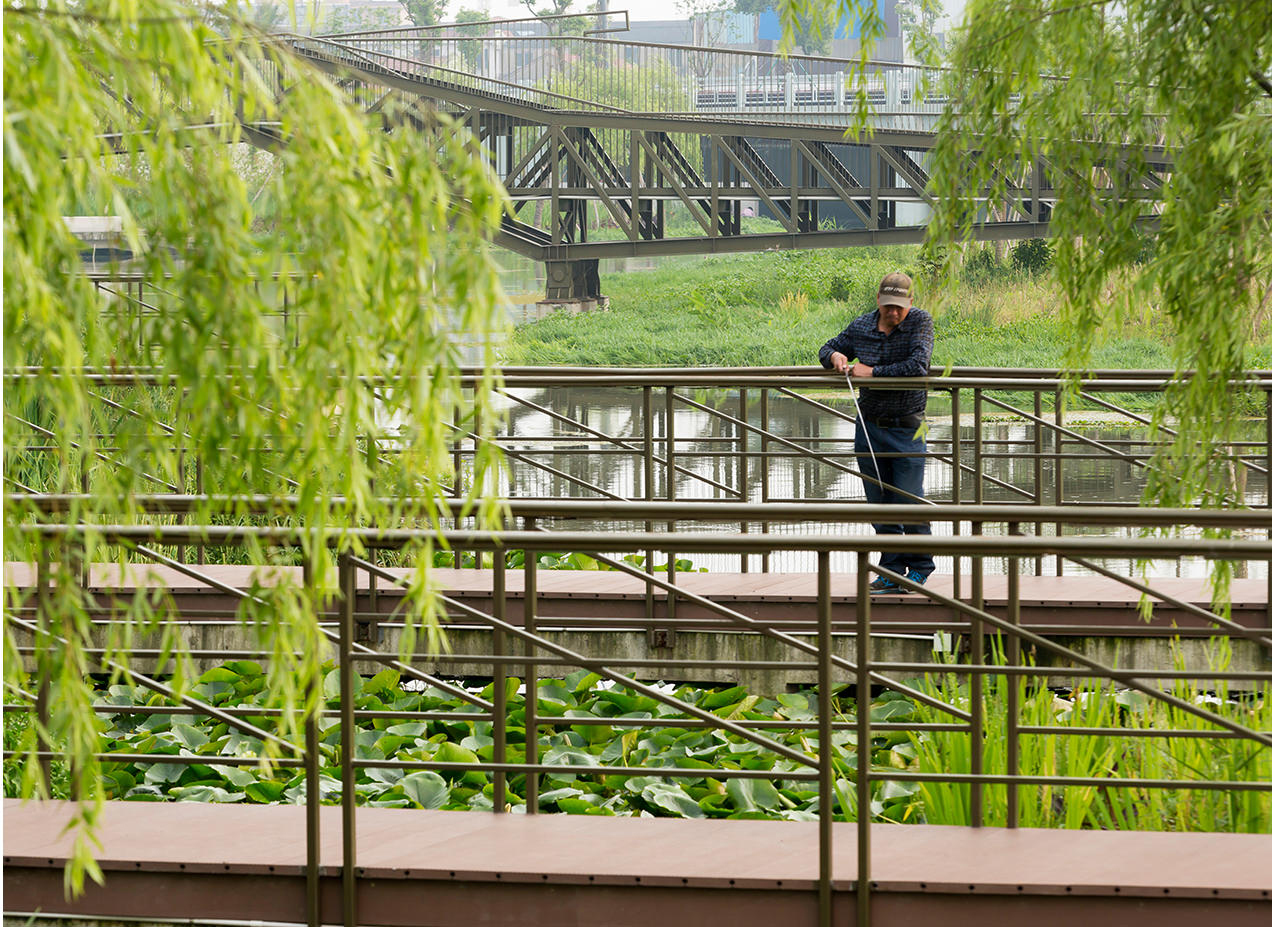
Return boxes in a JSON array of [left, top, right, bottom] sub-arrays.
[[504, 247, 1272, 372]]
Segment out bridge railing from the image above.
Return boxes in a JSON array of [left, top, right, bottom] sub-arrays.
[[7, 362, 1272, 577], [305, 30, 954, 122], [446, 366, 1273, 575], [4, 505, 1270, 927]]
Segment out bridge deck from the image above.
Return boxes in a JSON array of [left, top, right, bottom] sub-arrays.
[[4, 800, 1269, 926], [8, 562, 1268, 635]]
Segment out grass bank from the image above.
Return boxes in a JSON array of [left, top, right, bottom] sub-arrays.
[[503, 246, 1272, 373]]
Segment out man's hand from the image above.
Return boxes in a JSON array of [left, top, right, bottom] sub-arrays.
[[850, 362, 873, 378], [829, 351, 850, 374]]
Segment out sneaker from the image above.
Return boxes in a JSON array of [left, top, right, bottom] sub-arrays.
[[869, 576, 901, 595], [904, 569, 929, 589]]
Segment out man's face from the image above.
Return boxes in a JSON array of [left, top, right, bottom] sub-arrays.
[[877, 299, 911, 332]]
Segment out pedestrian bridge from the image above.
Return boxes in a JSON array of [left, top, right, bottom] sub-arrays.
[[4, 364, 1270, 925], [226, 15, 1173, 297]]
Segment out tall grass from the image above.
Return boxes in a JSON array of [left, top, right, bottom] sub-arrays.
[[503, 247, 1272, 373], [909, 640, 1271, 832]]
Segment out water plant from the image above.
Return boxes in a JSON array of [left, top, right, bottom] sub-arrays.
[[9, 657, 1265, 832]]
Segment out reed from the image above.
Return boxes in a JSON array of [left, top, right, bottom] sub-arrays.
[[908, 640, 1271, 832]]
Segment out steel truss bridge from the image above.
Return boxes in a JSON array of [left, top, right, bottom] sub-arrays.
[[239, 23, 1172, 299]]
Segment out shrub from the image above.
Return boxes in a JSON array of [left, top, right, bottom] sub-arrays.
[[961, 246, 1006, 285], [1010, 238, 1054, 275]]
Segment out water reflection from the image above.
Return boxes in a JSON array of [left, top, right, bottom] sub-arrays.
[[485, 387, 1269, 579]]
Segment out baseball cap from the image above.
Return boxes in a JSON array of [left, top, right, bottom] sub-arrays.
[[877, 272, 913, 308]]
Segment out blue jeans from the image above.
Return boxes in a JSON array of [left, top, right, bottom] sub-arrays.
[[855, 420, 935, 579]]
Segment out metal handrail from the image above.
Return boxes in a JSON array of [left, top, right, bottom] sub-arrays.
[[4, 512, 1269, 927]]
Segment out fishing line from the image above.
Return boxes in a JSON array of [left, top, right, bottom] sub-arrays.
[[845, 368, 881, 489]]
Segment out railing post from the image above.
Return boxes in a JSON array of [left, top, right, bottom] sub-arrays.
[[665, 387, 676, 621], [1033, 391, 1044, 576], [643, 386, 655, 621], [760, 387, 771, 573], [1007, 522, 1020, 828], [195, 453, 205, 565], [493, 555, 507, 813], [970, 387, 985, 827], [1054, 385, 1063, 576], [35, 545, 52, 792], [305, 675, 321, 927], [1265, 385, 1272, 508], [523, 517, 539, 813], [950, 387, 962, 606], [973, 388, 983, 506], [738, 388, 748, 573], [303, 553, 321, 927], [855, 553, 872, 927], [816, 551, 833, 926], [969, 518, 984, 829], [338, 552, 358, 927]]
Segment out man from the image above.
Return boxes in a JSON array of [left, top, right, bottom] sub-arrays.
[[819, 271, 935, 594]]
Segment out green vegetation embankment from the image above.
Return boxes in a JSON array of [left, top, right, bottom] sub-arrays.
[[504, 246, 1272, 374]]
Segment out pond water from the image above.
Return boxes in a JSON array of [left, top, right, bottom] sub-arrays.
[[488, 386, 1269, 580]]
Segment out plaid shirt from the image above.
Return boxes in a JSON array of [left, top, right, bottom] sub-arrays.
[[818, 307, 934, 418]]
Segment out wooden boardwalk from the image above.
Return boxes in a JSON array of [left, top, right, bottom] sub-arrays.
[[7, 562, 1270, 634], [4, 800, 1270, 927], [7, 563, 1270, 687]]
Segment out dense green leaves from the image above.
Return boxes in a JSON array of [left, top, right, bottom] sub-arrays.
[[5, 0, 510, 893], [777, 0, 1272, 518], [13, 660, 1262, 832]]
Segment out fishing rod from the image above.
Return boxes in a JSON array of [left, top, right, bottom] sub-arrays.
[[845, 368, 882, 488]]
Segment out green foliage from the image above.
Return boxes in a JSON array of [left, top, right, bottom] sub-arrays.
[[930, 0, 1269, 511], [398, 0, 449, 28], [778, 0, 1272, 512], [505, 249, 1269, 375], [4, 0, 508, 893], [1010, 239, 1053, 277], [910, 656, 1272, 831]]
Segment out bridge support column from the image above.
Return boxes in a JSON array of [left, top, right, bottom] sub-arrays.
[[541, 259, 607, 312]]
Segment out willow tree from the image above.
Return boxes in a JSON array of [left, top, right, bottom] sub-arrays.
[[4, 0, 508, 891], [779, 0, 1272, 513]]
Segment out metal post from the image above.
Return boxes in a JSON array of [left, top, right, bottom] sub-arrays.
[[665, 387, 676, 621], [643, 386, 655, 620], [973, 389, 983, 506], [338, 553, 358, 927], [1054, 386, 1064, 576], [301, 555, 322, 927], [970, 531, 984, 830], [738, 388, 748, 573], [710, 136, 719, 237], [760, 388, 770, 573], [630, 132, 641, 242], [1033, 391, 1044, 576], [971, 391, 985, 827], [493, 556, 507, 813], [817, 551, 833, 927], [1006, 523, 1020, 828], [452, 407, 463, 496], [950, 388, 962, 605], [195, 454, 205, 565], [855, 554, 872, 927], [35, 547, 52, 792], [1265, 386, 1272, 507], [523, 517, 538, 814], [551, 129, 561, 245]]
